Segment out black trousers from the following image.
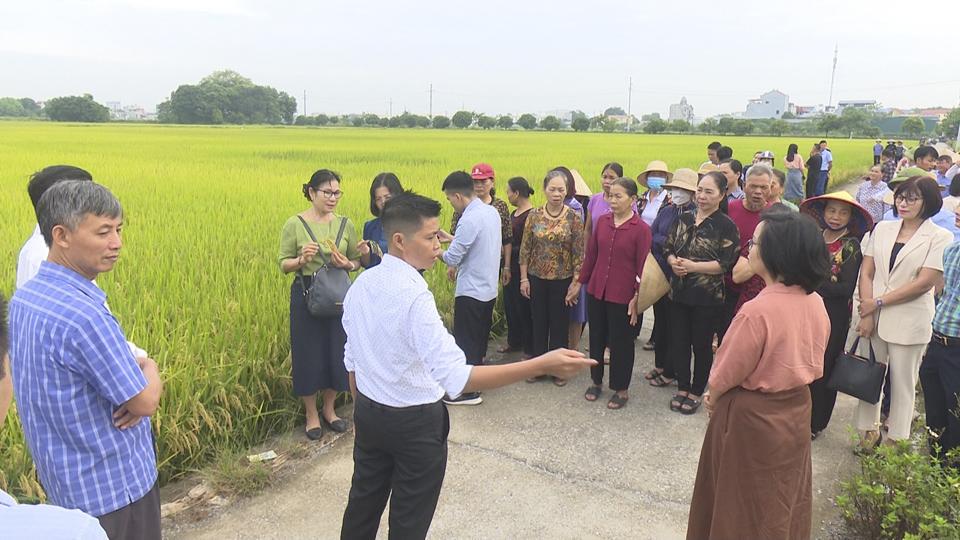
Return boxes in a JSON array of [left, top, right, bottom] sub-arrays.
[[873, 155, 881, 165], [530, 275, 571, 356], [805, 172, 820, 199], [715, 289, 740, 346], [920, 338, 960, 465], [652, 297, 675, 378], [504, 262, 534, 356], [670, 302, 721, 396], [453, 296, 495, 366], [341, 393, 450, 540], [97, 481, 161, 540], [587, 295, 635, 391], [809, 317, 850, 433]]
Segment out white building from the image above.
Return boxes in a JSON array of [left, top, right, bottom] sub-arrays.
[[744, 89, 789, 119], [668, 97, 694, 122]]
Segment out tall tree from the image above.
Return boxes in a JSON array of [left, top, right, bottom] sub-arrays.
[[158, 70, 297, 125], [451, 110, 474, 128], [539, 115, 561, 131], [496, 115, 514, 129], [817, 114, 843, 137], [571, 117, 590, 132], [517, 113, 537, 130], [431, 115, 451, 129], [938, 107, 960, 137], [604, 106, 626, 116], [44, 94, 110, 122], [643, 118, 667, 134], [901, 117, 926, 137]]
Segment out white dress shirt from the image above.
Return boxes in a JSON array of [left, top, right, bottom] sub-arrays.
[[343, 254, 473, 407], [0, 488, 107, 540], [15, 225, 149, 359]]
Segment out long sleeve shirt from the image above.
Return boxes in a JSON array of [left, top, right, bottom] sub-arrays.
[[519, 206, 585, 280], [579, 213, 652, 305], [343, 254, 474, 407], [662, 210, 740, 306], [709, 283, 830, 395], [442, 198, 502, 302]]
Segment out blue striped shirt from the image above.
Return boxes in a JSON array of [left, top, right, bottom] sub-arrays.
[[934, 243, 960, 338], [9, 262, 157, 517]]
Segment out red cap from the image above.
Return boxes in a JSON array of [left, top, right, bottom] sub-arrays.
[[470, 163, 495, 180]]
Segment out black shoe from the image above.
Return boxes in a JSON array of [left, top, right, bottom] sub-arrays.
[[324, 417, 351, 433], [443, 392, 483, 406], [305, 426, 324, 440]]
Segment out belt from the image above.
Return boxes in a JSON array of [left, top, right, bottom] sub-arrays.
[[357, 391, 442, 413], [931, 331, 960, 347]]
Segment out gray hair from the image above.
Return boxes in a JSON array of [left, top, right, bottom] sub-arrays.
[[37, 180, 123, 247], [746, 163, 774, 182]]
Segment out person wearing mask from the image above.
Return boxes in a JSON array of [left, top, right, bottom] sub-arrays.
[[800, 192, 872, 440], [783, 143, 806, 203], [855, 176, 952, 452], [687, 212, 831, 540], [279, 169, 361, 437], [637, 160, 671, 227], [663, 171, 740, 415], [873, 139, 883, 166], [718, 159, 744, 202], [806, 144, 823, 198], [500, 177, 536, 358], [856, 164, 893, 225], [577, 178, 652, 409], [360, 172, 403, 269], [767, 169, 799, 211], [520, 170, 585, 386], [919, 202, 960, 466], [439, 171, 502, 405], [645, 169, 698, 388], [818, 140, 833, 195], [717, 164, 772, 343]]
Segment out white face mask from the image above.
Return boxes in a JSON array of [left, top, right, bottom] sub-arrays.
[[669, 189, 691, 205]]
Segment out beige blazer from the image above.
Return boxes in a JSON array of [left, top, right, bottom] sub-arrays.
[[863, 219, 952, 345]]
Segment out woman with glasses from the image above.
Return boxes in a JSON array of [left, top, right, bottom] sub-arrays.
[[279, 169, 362, 440], [360, 172, 404, 269], [854, 176, 952, 452]]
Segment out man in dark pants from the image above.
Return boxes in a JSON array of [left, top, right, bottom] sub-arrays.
[[920, 204, 960, 466], [439, 171, 502, 405], [340, 192, 593, 539]]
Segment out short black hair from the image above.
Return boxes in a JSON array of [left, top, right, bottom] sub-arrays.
[[27, 165, 93, 218], [771, 168, 786, 188], [302, 169, 341, 201], [881, 148, 896, 159], [381, 191, 441, 238], [368, 172, 403, 217], [611, 177, 638, 198], [757, 211, 830, 293], [720, 158, 743, 175], [717, 146, 733, 161], [914, 145, 939, 162], [707, 141, 722, 151], [819, 140, 827, 145], [950, 175, 960, 198], [938, 155, 954, 164], [893, 177, 943, 219], [507, 176, 534, 198], [602, 162, 624, 178], [441, 171, 474, 196]]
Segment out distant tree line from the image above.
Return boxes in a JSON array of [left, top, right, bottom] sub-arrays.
[[157, 71, 297, 125]]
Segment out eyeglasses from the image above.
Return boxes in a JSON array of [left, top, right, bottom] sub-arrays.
[[894, 195, 921, 205], [317, 189, 344, 199]]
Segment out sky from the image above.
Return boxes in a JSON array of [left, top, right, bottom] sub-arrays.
[[2, 0, 959, 118]]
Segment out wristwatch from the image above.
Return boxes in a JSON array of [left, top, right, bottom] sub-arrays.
[[875, 298, 883, 308]]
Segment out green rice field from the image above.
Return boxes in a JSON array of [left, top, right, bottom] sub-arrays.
[[0, 122, 873, 497]]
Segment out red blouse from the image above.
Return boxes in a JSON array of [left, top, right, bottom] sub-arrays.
[[579, 212, 652, 305]]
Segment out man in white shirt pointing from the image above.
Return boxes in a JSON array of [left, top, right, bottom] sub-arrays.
[[339, 191, 594, 540]]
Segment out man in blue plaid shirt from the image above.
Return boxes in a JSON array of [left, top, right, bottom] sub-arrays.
[[920, 203, 960, 466], [9, 180, 163, 539]]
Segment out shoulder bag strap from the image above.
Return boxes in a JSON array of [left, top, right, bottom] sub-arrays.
[[295, 216, 331, 294]]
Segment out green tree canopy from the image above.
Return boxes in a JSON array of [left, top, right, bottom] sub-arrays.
[[939, 108, 960, 137], [539, 115, 561, 131], [643, 118, 667, 134], [158, 70, 297, 125], [0, 97, 27, 117], [45, 94, 110, 122], [517, 113, 537, 130], [496, 115, 513, 129], [431, 115, 451, 129], [769, 119, 789, 136], [477, 114, 496, 129], [571, 117, 590, 132], [669, 119, 691, 133], [451, 110, 474, 128], [699, 118, 718, 133], [731, 119, 754, 136], [901, 117, 926, 137], [604, 106, 626, 116]]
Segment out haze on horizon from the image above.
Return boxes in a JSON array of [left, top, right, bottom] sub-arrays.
[[2, 0, 959, 119]]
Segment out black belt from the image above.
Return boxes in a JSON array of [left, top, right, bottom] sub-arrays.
[[357, 391, 442, 413], [932, 331, 960, 347]]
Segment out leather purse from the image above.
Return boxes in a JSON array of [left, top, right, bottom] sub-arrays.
[[826, 336, 887, 404], [297, 216, 351, 318]]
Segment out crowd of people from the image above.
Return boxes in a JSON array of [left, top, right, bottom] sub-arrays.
[[3, 136, 960, 539]]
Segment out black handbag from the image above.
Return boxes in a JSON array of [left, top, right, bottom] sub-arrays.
[[297, 216, 351, 318], [826, 336, 887, 404]]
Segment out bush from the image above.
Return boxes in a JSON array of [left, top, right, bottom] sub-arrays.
[[836, 443, 960, 539]]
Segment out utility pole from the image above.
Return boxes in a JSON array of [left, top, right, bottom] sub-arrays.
[[828, 44, 838, 110], [303, 90, 307, 117], [429, 83, 433, 118], [389, 98, 393, 118], [626, 76, 633, 132]]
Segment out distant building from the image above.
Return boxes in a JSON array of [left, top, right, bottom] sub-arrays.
[[744, 89, 789, 119], [668, 97, 694, 122], [837, 100, 877, 112]]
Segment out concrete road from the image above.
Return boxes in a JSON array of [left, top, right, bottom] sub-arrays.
[[164, 318, 857, 539]]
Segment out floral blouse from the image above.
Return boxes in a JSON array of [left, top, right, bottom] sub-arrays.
[[817, 236, 862, 320], [519, 205, 585, 280], [662, 210, 740, 306]]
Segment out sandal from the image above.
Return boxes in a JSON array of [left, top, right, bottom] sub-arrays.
[[680, 396, 702, 415], [644, 368, 663, 381], [854, 430, 882, 456], [670, 393, 688, 411], [649, 374, 675, 388], [584, 385, 602, 402], [607, 393, 628, 410], [552, 377, 568, 387]]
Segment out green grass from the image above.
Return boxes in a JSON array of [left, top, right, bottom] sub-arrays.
[[0, 122, 872, 498]]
